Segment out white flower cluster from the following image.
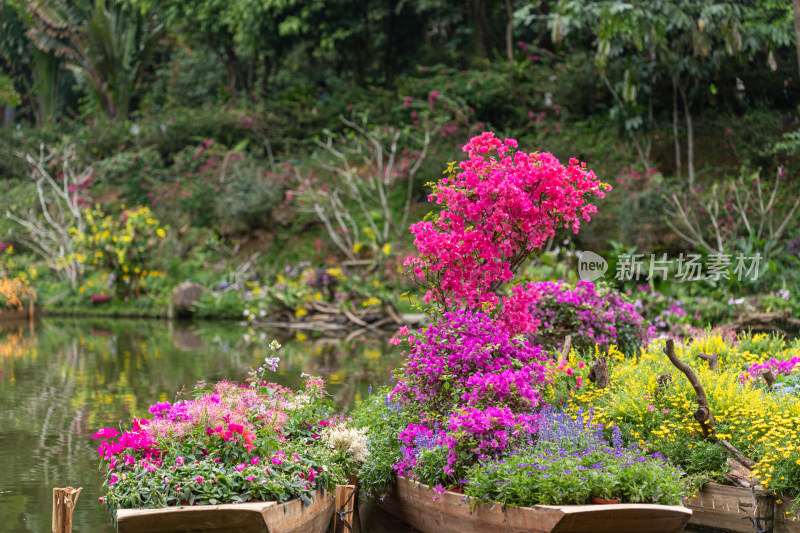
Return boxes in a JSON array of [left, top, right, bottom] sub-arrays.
[[322, 426, 370, 464]]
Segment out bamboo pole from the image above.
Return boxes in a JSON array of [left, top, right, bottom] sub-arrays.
[[52, 487, 81, 533]]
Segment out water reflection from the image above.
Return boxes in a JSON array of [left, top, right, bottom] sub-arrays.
[[0, 318, 401, 532]]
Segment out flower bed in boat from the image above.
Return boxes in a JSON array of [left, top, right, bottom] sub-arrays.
[[94, 343, 363, 524]]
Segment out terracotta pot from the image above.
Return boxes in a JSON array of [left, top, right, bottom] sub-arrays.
[[591, 496, 621, 504]]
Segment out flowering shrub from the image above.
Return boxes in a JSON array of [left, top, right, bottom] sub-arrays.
[[544, 355, 587, 405], [75, 206, 167, 298], [93, 147, 165, 206], [567, 334, 800, 505], [388, 309, 548, 481], [528, 280, 655, 357], [627, 286, 692, 332], [741, 351, 800, 396], [742, 357, 800, 383], [94, 345, 357, 521], [0, 277, 36, 310], [464, 407, 689, 506], [405, 132, 609, 333], [153, 141, 286, 231]]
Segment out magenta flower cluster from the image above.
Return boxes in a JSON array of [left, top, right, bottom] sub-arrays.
[[527, 280, 655, 356], [390, 309, 548, 477], [405, 131, 609, 333], [742, 356, 800, 383]]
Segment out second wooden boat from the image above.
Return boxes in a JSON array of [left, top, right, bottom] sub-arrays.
[[379, 477, 692, 533], [686, 483, 800, 533]]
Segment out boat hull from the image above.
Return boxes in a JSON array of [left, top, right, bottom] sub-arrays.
[[379, 477, 692, 533], [686, 483, 800, 533], [116, 489, 334, 533]]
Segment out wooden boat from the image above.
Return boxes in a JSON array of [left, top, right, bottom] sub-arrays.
[[687, 483, 800, 533], [378, 477, 692, 533], [116, 489, 334, 533]]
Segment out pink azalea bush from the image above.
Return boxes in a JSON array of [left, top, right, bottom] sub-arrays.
[[389, 309, 548, 480], [405, 131, 609, 334], [94, 367, 352, 521]]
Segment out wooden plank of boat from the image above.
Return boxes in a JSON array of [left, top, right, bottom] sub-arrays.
[[379, 477, 692, 533], [686, 483, 800, 533], [116, 489, 334, 533]]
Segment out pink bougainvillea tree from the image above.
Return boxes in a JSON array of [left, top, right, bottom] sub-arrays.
[[387, 132, 610, 483], [405, 131, 609, 334]]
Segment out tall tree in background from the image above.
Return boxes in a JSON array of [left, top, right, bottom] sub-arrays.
[[554, 0, 794, 186], [27, 0, 163, 120], [794, 0, 800, 75]]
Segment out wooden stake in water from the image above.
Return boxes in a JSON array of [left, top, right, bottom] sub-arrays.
[[334, 484, 356, 533], [52, 487, 82, 533]]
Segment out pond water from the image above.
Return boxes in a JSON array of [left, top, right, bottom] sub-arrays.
[[0, 317, 402, 532]]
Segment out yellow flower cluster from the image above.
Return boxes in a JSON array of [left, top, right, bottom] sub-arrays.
[[74, 206, 167, 298], [361, 296, 382, 307], [567, 333, 800, 503]]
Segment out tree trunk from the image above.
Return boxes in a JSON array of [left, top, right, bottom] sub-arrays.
[[32, 50, 59, 129], [505, 0, 514, 66], [587, 357, 609, 389], [600, 73, 649, 171], [678, 82, 695, 188], [471, 0, 489, 58], [52, 487, 81, 533], [208, 42, 237, 95], [384, 5, 396, 88], [224, 44, 251, 96], [262, 54, 272, 91], [672, 75, 682, 180], [794, 0, 800, 77]]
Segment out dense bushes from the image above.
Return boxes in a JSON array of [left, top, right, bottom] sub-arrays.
[[528, 280, 655, 357]]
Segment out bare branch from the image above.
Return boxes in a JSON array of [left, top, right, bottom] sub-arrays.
[[6, 145, 88, 286]]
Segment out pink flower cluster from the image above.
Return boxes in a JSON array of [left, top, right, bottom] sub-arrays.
[[741, 356, 800, 383], [390, 309, 548, 476], [94, 380, 299, 475], [405, 132, 608, 333], [94, 422, 161, 469]]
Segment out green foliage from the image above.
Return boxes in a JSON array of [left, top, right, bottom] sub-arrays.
[[349, 389, 405, 499], [93, 147, 165, 205], [0, 73, 20, 107], [27, 0, 164, 120]]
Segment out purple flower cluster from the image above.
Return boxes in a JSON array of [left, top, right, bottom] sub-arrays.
[[463, 404, 686, 506], [537, 405, 607, 448], [528, 280, 655, 356], [390, 309, 549, 476]]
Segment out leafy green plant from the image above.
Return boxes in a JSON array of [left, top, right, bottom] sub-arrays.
[[349, 388, 405, 499]]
